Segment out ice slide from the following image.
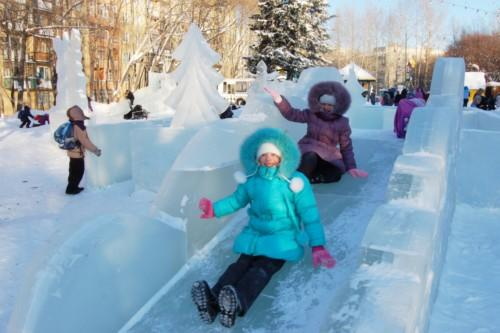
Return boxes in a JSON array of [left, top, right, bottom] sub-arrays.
[[10, 58, 466, 333], [121, 58, 467, 332]]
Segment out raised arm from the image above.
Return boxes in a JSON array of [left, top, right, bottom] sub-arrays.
[[264, 87, 310, 123]]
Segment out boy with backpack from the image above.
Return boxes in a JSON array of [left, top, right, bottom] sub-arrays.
[[64, 105, 102, 195]]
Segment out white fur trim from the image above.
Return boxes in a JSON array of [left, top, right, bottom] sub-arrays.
[[256, 142, 282, 159], [233, 171, 247, 184], [289, 177, 304, 193]]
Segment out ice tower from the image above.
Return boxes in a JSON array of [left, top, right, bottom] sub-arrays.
[[50, 29, 89, 129]]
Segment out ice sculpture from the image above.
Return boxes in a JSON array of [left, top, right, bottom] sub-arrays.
[[50, 29, 89, 129], [344, 66, 366, 107], [167, 23, 228, 128]]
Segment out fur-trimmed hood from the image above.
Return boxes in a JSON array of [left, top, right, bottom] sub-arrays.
[[308, 81, 351, 115], [239, 127, 300, 179]]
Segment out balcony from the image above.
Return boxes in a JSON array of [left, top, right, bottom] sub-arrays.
[[29, 52, 52, 62]]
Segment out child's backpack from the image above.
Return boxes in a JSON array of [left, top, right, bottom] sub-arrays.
[[54, 122, 77, 150], [17, 109, 24, 119]]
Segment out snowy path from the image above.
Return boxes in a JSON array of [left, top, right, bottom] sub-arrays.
[[124, 136, 403, 332]]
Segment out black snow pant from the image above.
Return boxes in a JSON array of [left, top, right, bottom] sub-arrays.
[[298, 151, 343, 183], [19, 118, 31, 128], [66, 157, 85, 193], [212, 254, 285, 315]]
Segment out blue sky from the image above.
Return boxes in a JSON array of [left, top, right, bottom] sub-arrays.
[[327, 0, 498, 34], [326, 0, 498, 49]]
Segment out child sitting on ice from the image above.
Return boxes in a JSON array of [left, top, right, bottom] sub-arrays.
[[264, 82, 368, 184], [192, 127, 335, 328]]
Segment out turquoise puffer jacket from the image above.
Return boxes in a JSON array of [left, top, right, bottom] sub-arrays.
[[213, 128, 326, 261]]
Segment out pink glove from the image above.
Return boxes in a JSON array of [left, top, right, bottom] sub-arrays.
[[199, 198, 215, 219], [312, 246, 336, 269]]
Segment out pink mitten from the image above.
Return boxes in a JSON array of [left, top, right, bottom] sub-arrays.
[[199, 197, 215, 219], [312, 246, 336, 269]]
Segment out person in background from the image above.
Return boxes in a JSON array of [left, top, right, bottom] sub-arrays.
[[463, 86, 470, 107], [264, 81, 368, 184], [87, 96, 94, 112], [32, 113, 50, 127], [479, 86, 496, 111], [125, 89, 135, 109], [18, 105, 35, 128], [369, 91, 377, 105], [394, 88, 408, 106], [65, 105, 102, 195], [381, 92, 393, 106], [192, 127, 335, 328], [471, 89, 483, 108]]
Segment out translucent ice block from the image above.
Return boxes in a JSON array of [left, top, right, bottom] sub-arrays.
[[10, 214, 186, 333], [130, 127, 196, 192], [362, 204, 438, 275], [457, 129, 500, 207], [388, 154, 445, 211], [403, 106, 457, 158], [86, 121, 158, 187]]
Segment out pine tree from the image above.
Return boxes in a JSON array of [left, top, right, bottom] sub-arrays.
[[247, 0, 332, 80]]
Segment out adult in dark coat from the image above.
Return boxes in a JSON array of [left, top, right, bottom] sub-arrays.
[[19, 105, 35, 128], [265, 81, 368, 183]]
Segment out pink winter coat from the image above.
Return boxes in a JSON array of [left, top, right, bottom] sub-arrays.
[[275, 81, 357, 173]]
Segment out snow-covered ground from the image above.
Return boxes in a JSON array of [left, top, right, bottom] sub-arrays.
[[0, 115, 155, 330]]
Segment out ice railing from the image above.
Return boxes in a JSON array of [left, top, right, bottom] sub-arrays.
[[339, 58, 465, 333]]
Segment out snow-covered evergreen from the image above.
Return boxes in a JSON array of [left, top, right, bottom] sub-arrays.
[[247, 0, 332, 80]]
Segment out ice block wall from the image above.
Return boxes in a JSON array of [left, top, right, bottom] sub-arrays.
[[347, 57, 465, 333], [85, 121, 162, 188], [8, 214, 186, 333], [347, 106, 396, 130], [130, 127, 196, 192]]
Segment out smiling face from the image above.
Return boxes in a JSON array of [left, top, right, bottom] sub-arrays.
[[258, 153, 281, 167], [319, 103, 335, 113]]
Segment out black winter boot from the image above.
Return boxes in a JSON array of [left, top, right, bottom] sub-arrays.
[[191, 280, 219, 324], [218, 285, 241, 328]]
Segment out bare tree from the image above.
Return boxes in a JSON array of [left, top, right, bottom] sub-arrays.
[[446, 32, 500, 81]]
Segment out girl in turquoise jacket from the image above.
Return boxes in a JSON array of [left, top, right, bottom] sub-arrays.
[[192, 127, 335, 328]]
